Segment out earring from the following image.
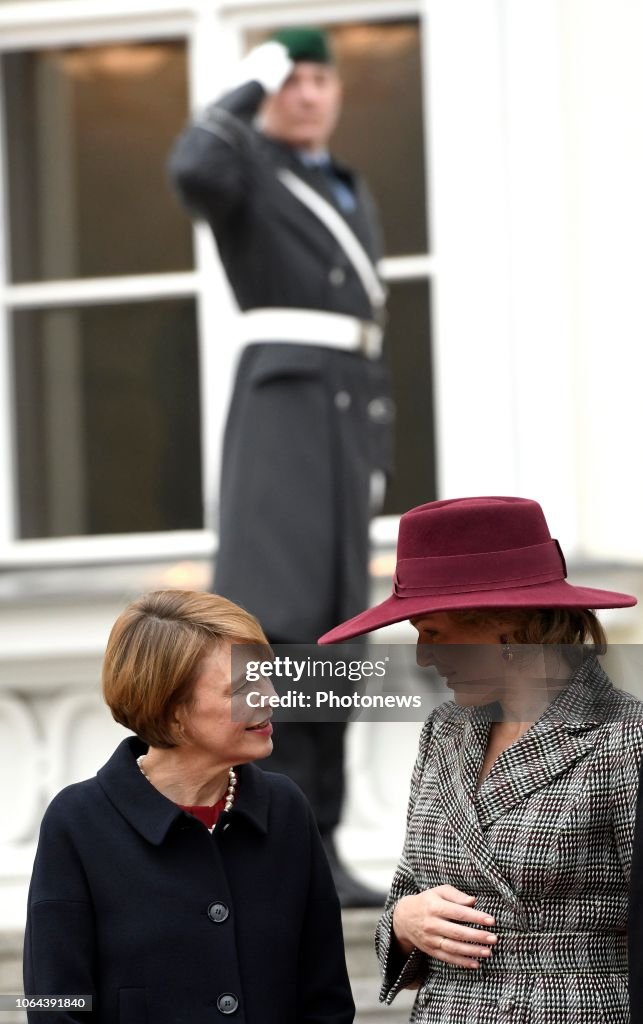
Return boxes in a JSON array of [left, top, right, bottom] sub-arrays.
[[500, 635, 514, 663]]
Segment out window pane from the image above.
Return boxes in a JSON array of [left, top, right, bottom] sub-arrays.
[[331, 21, 428, 256], [383, 280, 436, 513], [2, 41, 193, 282], [13, 300, 203, 538]]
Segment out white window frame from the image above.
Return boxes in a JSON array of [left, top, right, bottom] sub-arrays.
[[0, 0, 434, 569]]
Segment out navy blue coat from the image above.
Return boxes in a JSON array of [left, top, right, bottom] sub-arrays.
[[23, 736, 355, 1024]]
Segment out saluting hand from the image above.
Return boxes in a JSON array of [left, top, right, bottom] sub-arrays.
[[392, 885, 497, 969], [229, 41, 294, 94]]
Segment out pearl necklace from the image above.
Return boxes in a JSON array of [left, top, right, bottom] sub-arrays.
[[136, 755, 238, 823]]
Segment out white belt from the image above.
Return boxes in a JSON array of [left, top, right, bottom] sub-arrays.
[[238, 308, 383, 360]]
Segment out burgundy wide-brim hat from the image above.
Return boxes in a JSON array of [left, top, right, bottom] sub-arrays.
[[318, 496, 638, 645]]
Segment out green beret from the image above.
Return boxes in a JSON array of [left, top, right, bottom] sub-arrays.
[[270, 27, 334, 65]]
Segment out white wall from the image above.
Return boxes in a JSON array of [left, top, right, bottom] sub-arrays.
[[562, 0, 643, 561], [428, 0, 643, 565]]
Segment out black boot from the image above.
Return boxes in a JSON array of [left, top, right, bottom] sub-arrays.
[[321, 834, 388, 909]]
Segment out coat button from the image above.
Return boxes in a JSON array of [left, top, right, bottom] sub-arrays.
[[217, 993, 239, 1014], [368, 396, 395, 424], [334, 390, 351, 410], [207, 901, 229, 923], [329, 266, 346, 286]]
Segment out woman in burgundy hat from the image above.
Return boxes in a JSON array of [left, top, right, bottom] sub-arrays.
[[319, 496, 642, 1024]]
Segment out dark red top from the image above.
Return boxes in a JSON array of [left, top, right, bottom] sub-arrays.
[[178, 779, 238, 830], [178, 797, 227, 830]]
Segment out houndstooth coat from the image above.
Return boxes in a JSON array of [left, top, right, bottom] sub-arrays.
[[376, 655, 643, 1023]]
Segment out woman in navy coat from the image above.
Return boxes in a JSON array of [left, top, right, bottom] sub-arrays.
[[23, 589, 354, 1024]]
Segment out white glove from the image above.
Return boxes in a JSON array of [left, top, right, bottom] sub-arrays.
[[229, 41, 293, 94]]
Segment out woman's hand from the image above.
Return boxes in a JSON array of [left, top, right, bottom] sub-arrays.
[[392, 885, 497, 969]]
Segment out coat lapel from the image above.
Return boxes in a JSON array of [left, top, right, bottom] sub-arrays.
[[434, 707, 529, 925], [474, 721, 597, 830], [474, 654, 613, 830]]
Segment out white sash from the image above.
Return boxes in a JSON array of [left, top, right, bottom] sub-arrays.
[[276, 167, 387, 311]]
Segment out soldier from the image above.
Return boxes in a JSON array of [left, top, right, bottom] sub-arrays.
[[168, 27, 393, 907]]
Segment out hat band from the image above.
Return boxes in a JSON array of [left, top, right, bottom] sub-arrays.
[[393, 540, 566, 597]]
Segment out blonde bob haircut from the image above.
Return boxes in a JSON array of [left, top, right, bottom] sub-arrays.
[[102, 589, 268, 748]]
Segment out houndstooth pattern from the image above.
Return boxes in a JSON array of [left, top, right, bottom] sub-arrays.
[[375, 655, 643, 1023]]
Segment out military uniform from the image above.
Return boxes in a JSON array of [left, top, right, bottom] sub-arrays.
[[168, 68, 393, 873]]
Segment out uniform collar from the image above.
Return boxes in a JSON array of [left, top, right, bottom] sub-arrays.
[[261, 134, 354, 180], [97, 736, 270, 845]]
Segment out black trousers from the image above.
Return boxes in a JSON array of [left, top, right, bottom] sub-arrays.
[[257, 641, 359, 836], [261, 721, 347, 835]]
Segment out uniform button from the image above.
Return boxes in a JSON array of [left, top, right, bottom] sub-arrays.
[[207, 901, 229, 923], [367, 396, 395, 424], [334, 390, 352, 410], [329, 266, 346, 286], [217, 993, 239, 1014]]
